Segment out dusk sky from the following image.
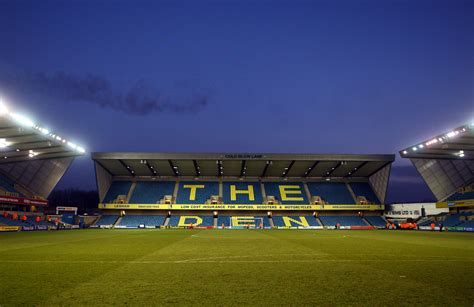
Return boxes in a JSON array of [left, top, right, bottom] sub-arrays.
[[0, 0, 473, 203]]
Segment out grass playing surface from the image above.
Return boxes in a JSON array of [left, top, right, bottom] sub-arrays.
[[0, 229, 473, 306]]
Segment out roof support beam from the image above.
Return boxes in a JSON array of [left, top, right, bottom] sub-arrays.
[[261, 161, 271, 177], [118, 159, 135, 176], [324, 161, 343, 177], [303, 161, 319, 177], [2, 145, 63, 155], [240, 160, 247, 177], [141, 160, 157, 176], [282, 160, 295, 177], [1, 133, 37, 139], [345, 161, 368, 177], [217, 160, 223, 177], [168, 160, 179, 176], [193, 160, 200, 177]]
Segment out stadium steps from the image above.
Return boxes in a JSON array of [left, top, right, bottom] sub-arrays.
[[163, 216, 170, 227], [269, 217, 275, 227], [416, 217, 433, 226], [345, 183, 359, 204], [114, 216, 123, 228], [172, 181, 180, 199], [213, 217, 217, 228], [315, 216, 324, 226], [126, 182, 137, 203], [303, 183, 313, 205], [362, 217, 371, 226]]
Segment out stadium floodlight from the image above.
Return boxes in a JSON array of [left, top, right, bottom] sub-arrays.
[[0, 138, 9, 148], [9, 113, 35, 128], [67, 142, 77, 150], [28, 150, 38, 158], [76, 146, 86, 154], [412, 147, 417, 151], [402, 150, 408, 155]]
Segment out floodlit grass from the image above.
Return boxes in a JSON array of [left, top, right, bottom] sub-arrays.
[[0, 229, 473, 306]]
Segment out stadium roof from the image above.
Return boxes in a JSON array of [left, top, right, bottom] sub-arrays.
[[0, 100, 86, 198], [92, 152, 395, 179], [400, 122, 474, 160], [400, 122, 474, 201]]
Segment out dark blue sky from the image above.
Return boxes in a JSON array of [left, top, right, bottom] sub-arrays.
[[0, 0, 473, 203]]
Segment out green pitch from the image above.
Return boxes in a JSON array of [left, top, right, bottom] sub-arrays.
[[0, 230, 473, 306]]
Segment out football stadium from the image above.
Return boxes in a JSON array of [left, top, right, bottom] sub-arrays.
[[0, 103, 473, 306]]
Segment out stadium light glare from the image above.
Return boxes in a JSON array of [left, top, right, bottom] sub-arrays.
[[76, 146, 86, 154], [412, 147, 417, 151], [0, 100, 9, 115], [9, 113, 35, 128], [0, 138, 10, 148], [28, 150, 39, 158], [67, 142, 77, 150], [403, 150, 408, 155]]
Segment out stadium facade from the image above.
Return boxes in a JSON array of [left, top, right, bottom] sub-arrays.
[[92, 152, 394, 228], [400, 122, 474, 230], [0, 102, 86, 230]]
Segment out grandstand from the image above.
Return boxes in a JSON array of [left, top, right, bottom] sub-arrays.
[[0, 102, 86, 230], [272, 215, 321, 227], [92, 152, 394, 228], [400, 122, 474, 230]]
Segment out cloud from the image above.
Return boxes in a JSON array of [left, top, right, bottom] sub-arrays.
[[0, 71, 211, 115]]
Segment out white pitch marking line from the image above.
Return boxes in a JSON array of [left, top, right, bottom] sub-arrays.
[[1, 259, 472, 264]]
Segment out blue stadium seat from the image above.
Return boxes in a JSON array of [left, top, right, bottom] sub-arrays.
[[95, 215, 119, 226], [307, 182, 355, 204], [216, 216, 270, 227], [447, 190, 474, 201], [222, 181, 263, 204], [418, 218, 434, 226], [176, 181, 219, 204], [365, 216, 386, 227], [459, 220, 474, 228], [33, 220, 54, 226], [319, 216, 367, 227], [442, 214, 463, 227], [168, 215, 214, 227], [217, 216, 230, 227], [0, 216, 31, 226], [349, 182, 380, 203], [103, 181, 132, 203], [118, 215, 165, 227], [272, 216, 321, 227], [129, 181, 175, 204], [263, 182, 308, 204]]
